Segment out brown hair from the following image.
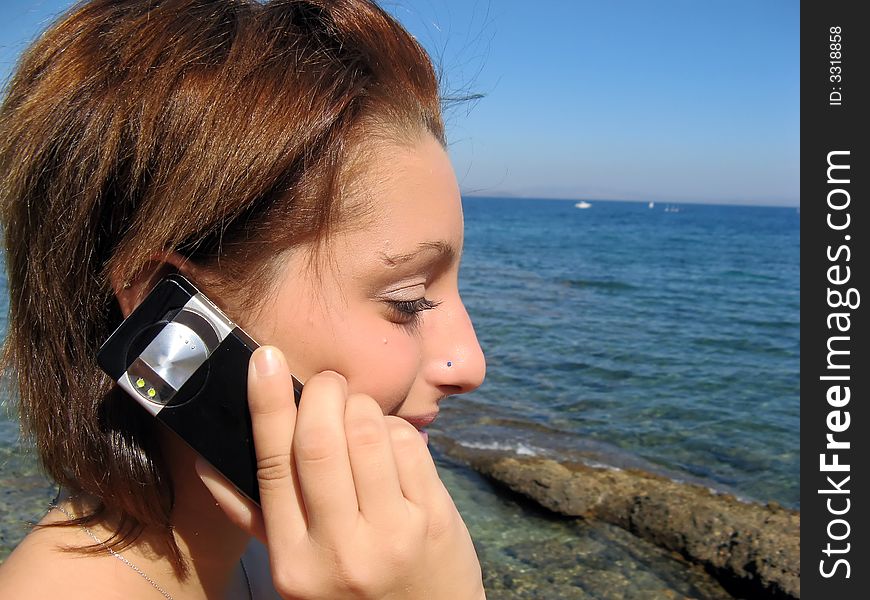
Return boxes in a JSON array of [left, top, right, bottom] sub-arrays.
[[0, 0, 444, 569]]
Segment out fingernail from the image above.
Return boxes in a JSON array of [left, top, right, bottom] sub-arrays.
[[253, 346, 281, 377]]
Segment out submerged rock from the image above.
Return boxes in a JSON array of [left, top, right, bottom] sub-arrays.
[[436, 440, 800, 599]]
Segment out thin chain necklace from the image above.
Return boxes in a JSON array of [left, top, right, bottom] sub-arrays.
[[51, 504, 253, 600]]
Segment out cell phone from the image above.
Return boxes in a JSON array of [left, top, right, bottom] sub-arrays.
[[97, 274, 303, 505]]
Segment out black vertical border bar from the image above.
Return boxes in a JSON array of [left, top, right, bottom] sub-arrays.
[[801, 0, 868, 597]]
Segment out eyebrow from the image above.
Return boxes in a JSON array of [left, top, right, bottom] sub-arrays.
[[377, 240, 457, 267]]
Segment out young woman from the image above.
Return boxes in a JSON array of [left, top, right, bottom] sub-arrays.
[[0, 0, 487, 597]]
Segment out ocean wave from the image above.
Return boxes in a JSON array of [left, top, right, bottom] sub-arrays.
[[457, 440, 542, 456]]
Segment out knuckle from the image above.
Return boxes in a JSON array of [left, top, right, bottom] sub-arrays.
[[333, 553, 383, 598], [383, 533, 416, 566], [293, 426, 339, 463], [385, 416, 421, 446], [256, 453, 292, 488], [427, 503, 460, 541], [345, 416, 385, 448]]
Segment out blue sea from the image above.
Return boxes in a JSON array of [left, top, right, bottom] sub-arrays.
[[0, 196, 800, 594], [447, 197, 800, 508]]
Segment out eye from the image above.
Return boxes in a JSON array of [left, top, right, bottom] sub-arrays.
[[385, 297, 441, 326]]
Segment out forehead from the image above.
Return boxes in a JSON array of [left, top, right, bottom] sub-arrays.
[[338, 135, 464, 259]]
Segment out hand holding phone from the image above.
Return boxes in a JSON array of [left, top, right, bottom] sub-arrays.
[[197, 346, 487, 600]]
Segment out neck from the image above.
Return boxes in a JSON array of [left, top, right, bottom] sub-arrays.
[[162, 429, 252, 598], [57, 428, 252, 599]]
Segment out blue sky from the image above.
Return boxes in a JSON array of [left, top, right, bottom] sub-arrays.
[[1, 1, 799, 206]]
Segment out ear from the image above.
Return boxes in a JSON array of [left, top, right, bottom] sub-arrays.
[[109, 253, 208, 318]]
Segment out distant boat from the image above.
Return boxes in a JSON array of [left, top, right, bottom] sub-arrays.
[[648, 201, 655, 209], [574, 201, 592, 209], [664, 204, 681, 213]]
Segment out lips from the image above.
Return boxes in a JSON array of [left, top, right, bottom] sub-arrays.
[[401, 412, 438, 445], [401, 413, 438, 429]]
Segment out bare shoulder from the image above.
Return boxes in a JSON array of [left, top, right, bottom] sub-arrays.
[[242, 538, 283, 600], [0, 515, 147, 599]]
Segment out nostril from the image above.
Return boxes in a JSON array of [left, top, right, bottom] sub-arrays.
[[437, 386, 462, 397]]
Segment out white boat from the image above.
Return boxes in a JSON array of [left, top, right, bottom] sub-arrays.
[[574, 201, 592, 209], [648, 201, 654, 209]]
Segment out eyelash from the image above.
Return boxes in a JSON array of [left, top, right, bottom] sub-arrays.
[[386, 298, 441, 326]]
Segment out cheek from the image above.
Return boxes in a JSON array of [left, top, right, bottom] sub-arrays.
[[238, 265, 423, 413], [333, 316, 421, 412], [260, 300, 421, 413]]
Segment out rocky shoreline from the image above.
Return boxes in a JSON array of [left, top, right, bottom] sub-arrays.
[[2, 429, 800, 598], [433, 437, 800, 599]]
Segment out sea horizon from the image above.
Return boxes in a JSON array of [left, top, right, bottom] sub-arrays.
[[460, 193, 800, 210]]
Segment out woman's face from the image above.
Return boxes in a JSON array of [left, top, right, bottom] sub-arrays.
[[239, 133, 486, 432]]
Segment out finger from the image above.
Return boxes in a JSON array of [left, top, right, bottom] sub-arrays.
[[292, 370, 358, 538], [196, 457, 266, 542], [248, 346, 308, 549], [386, 416, 449, 506], [344, 394, 407, 525]]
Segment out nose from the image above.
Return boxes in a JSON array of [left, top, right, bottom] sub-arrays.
[[428, 296, 486, 395]]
